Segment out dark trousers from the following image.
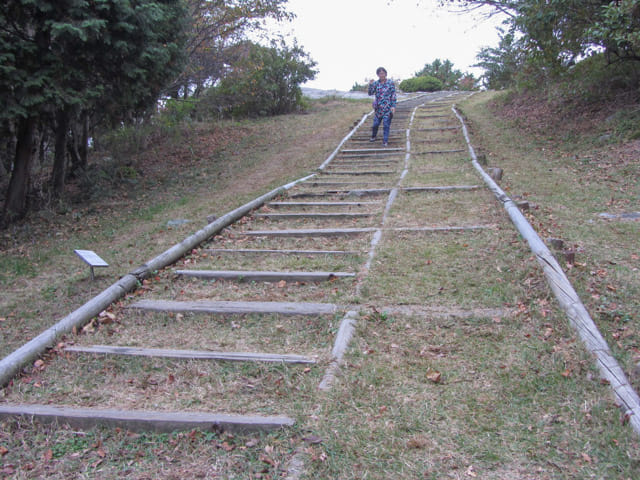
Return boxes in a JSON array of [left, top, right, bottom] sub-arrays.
[[372, 112, 393, 143]]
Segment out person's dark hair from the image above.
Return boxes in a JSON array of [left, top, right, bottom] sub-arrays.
[[376, 67, 387, 75]]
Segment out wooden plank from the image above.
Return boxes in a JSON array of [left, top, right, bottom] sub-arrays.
[[340, 148, 404, 153], [242, 227, 377, 237], [129, 299, 338, 316], [175, 269, 355, 282], [303, 182, 387, 187], [319, 310, 358, 391], [0, 404, 294, 433], [204, 248, 360, 255], [414, 149, 465, 155], [289, 189, 391, 198], [321, 170, 396, 175], [413, 127, 460, 131], [65, 345, 316, 364], [255, 212, 373, 219], [401, 185, 480, 192], [328, 161, 396, 166], [268, 201, 380, 207], [338, 153, 404, 159]]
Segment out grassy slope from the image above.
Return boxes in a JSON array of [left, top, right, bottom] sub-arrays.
[[1, 92, 640, 478], [0, 99, 370, 358]]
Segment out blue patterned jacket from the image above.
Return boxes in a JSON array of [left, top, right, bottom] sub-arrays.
[[368, 80, 397, 118]]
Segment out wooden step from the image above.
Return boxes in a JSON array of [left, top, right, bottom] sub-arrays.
[[414, 149, 465, 155], [268, 201, 380, 207], [65, 345, 316, 364], [289, 189, 391, 198], [175, 270, 355, 282], [413, 127, 460, 131], [255, 212, 373, 219], [129, 299, 339, 316], [321, 170, 396, 175], [241, 227, 377, 237], [338, 152, 404, 159], [302, 181, 387, 187], [401, 185, 480, 192], [204, 248, 360, 255], [340, 148, 404, 154], [0, 404, 294, 433]]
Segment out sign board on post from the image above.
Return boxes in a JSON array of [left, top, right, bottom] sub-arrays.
[[74, 249, 109, 281]]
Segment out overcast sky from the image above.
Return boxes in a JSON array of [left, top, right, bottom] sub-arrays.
[[267, 0, 506, 90]]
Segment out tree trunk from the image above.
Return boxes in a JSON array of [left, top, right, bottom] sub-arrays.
[[71, 111, 90, 172], [79, 112, 89, 170], [51, 109, 68, 198], [2, 116, 38, 225]]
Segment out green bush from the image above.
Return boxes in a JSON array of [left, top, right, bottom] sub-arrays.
[[199, 40, 316, 118], [399, 75, 443, 92]]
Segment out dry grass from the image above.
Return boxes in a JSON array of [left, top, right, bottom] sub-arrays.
[[2, 91, 640, 479], [384, 189, 503, 228]]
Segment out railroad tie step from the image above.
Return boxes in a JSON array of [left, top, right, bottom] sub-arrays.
[[289, 189, 391, 198], [320, 170, 396, 175], [254, 212, 373, 219], [174, 270, 355, 282], [204, 248, 361, 255], [0, 404, 294, 433], [340, 148, 404, 154], [267, 201, 381, 207], [128, 299, 339, 316], [303, 181, 388, 187], [65, 345, 316, 364], [241, 227, 377, 237]]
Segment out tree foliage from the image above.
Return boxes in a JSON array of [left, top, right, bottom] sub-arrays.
[[0, 0, 188, 224], [415, 59, 465, 89], [399, 76, 443, 92], [436, 0, 640, 92], [401, 59, 476, 91], [202, 39, 317, 117], [474, 28, 523, 89], [168, 0, 293, 98]]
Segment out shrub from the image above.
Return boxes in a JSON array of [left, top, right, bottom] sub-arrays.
[[399, 75, 443, 92], [199, 40, 317, 118]]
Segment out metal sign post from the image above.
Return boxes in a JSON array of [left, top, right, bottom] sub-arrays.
[[74, 249, 109, 280]]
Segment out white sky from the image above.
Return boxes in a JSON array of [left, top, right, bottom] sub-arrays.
[[267, 0, 506, 90]]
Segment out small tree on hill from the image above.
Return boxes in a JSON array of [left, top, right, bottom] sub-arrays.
[[474, 28, 523, 89], [415, 59, 464, 89], [207, 40, 317, 117]]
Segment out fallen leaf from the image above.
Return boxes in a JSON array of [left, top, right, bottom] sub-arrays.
[[0, 446, 8, 456], [245, 438, 259, 448], [426, 368, 442, 383], [220, 442, 234, 452], [581, 452, 592, 463], [43, 449, 53, 461], [302, 435, 323, 445], [277, 280, 287, 288], [259, 453, 275, 466], [561, 369, 571, 378]]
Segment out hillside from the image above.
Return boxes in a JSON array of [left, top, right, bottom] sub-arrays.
[[1, 91, 639, 478]]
